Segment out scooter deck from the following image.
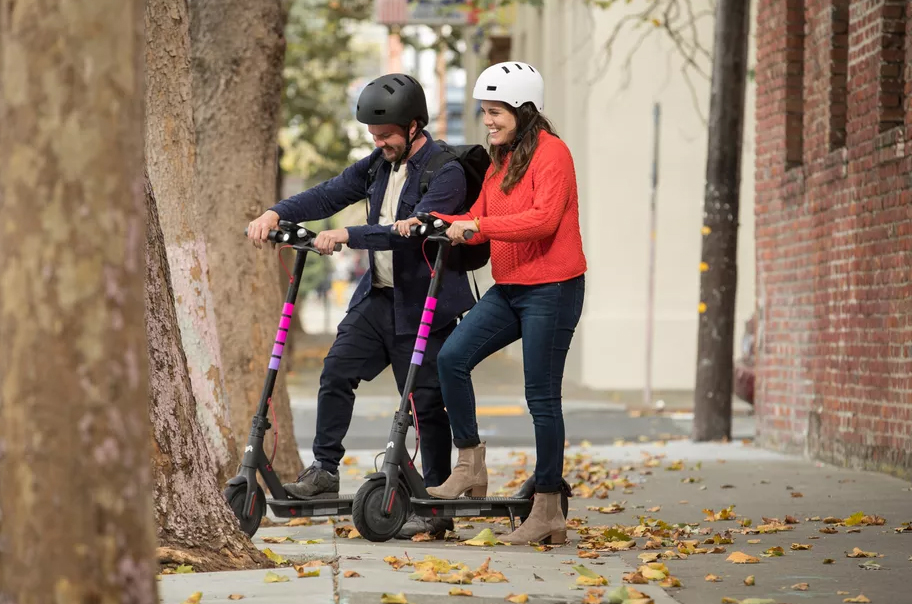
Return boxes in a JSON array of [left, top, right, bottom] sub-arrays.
[[267, 495, 354, 518], [410, 496, 533, 519]]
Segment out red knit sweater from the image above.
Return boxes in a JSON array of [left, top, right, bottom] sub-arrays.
[[436, 130, 587, 285]]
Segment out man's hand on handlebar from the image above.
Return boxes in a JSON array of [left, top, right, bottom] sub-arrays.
[[393, 217, 422, 237], [247, 210, 280, 249], [313, 228, 349, 255], [445, 220, 476, 245]]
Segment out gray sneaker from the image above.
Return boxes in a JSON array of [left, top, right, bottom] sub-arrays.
[[395, 513, 454, 540], [283, 464, 340, 499]]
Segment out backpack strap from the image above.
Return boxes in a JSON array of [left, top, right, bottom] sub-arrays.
[[365, 153, 385, 223], [419, 149, 459, 196]]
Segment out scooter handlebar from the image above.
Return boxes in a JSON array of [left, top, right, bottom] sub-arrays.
[[244, 226, 342, 252]]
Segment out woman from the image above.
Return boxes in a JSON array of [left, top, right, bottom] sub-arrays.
[[399, 61, 586, 545]]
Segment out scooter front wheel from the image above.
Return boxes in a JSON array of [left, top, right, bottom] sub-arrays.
[[224, 483, 266, 537], [352, 479, 409, 543]]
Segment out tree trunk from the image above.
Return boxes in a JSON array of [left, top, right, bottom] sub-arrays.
[[145, 0, 239, 485], [0, 1, 157, 602], [693, 0, 752, 441], [145, 177, 269, 571], [189, 0, 304, 480]]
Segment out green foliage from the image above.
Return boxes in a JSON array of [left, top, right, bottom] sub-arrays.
[[281, 0, 373, 184]]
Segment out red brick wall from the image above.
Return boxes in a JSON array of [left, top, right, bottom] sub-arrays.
[[754, 0, 912, 477]]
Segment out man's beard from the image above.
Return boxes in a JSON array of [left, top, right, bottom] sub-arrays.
[[382, 146, 405, 163]]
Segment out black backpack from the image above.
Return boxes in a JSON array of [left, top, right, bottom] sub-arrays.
[[367, 140, 491, 273]]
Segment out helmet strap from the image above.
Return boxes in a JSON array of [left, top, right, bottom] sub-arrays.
[[393, 122, 419, 172], [508, 121, 536, 152]]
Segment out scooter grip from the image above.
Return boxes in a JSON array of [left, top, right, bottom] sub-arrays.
[[464, 230, 474, 241]]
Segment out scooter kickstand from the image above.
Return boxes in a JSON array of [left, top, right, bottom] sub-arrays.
[[508, 508, 517, 532]]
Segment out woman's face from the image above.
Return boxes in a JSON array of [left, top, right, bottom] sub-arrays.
[[481, 100, 517, 146]]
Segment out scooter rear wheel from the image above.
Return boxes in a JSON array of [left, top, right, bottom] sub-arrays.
[[352, 479, 408, 543], [224, 483, 266, 537]]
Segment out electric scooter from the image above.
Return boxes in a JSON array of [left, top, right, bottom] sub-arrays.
[[351, 213, 571, 543], [224, 221, 351, 536]]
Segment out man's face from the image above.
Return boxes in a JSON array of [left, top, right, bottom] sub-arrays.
[[369, 123, 410, 163]]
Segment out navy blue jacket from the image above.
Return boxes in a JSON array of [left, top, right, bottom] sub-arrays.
[[269, 132, 476, 335]]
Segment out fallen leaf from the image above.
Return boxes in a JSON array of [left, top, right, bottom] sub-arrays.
[[791, 543, 812, 551], [348, 528, 361, 539], [622, 571, 648, 584], [761, 546, 784, 557], [728, 551, 760, 564], [792, 582, 809, 590], [741, 600, 778, 604], [411, 532, 434, 542], [581, 587, 605, 604], [823, 558, 835, 564], [505, 594, 529, 603], [261, 536, 293, 543], [448, 587, 472, 596], [264, 571, 290, 583], [574, 564, 609, 586], [659, 575, 682, 588], [380, 594, 409, 604], [464, 528, 501, 546], [287, 517, 312, 526], [383, 556, 411, 570], [846, 547, 878, 558], [175, 565, 194, 574], [342, 456, 358, 465], [747, 539, 761, 544], [705, 574, 722, 582], [820, 527, 838, 534], [837, 591, 850, 595], [638, 553, 660, 563], [227, 596, 245, 601], [791, 492, 803, 498], [344, 570, 361, 578], [784, 515, 800, 524], [262, 549, 287, 565], [859, 561, 882, 571], [744, 575, 755, 586], [579, 551, 600, 559], [721, 598, 740, 604], [647, 506, 662, 513], [533, 573, 544, 581], [843, 596, 871, 603], [182, 594, 202, 604], [296, 568, 320, 578]]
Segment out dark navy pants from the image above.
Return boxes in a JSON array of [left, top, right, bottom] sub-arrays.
[[312, 287, 454, 487]]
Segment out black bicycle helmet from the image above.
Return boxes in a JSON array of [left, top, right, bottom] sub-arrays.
[[356, 73, 429, 128]]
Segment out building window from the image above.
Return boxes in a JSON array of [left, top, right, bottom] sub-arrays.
[[830, 0, 849, 149], [786, 0, 806, 168], [879, 0, 907, 132]]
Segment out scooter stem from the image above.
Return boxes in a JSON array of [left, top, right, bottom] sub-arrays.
[[380, 238, 449, 513]]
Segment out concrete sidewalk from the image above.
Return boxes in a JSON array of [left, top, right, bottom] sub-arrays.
[[159, 441, 911, 604]]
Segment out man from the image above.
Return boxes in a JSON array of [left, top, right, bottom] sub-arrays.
[[247, 73, 475, 538]]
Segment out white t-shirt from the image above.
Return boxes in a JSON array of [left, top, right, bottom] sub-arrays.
[[373, 163, 408, 288]]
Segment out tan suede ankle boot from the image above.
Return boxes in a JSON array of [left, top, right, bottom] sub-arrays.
[[426, 443, 487, 499], [500, 491, 566, 545]]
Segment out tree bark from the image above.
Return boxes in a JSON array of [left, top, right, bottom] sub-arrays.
[[693, 0, 752, 441], [0, 1, 157, 602], [189, 0, 304, 480], [145, 0, 239, 485], [145, 177, 269, 571]]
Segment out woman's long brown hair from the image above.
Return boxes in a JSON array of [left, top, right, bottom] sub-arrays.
[[488, 102, 558, 193]]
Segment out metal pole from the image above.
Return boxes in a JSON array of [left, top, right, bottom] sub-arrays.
[[644, 103, 661, 409]]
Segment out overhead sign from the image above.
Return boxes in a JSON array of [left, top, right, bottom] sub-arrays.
[[375, 0, 478, 26]]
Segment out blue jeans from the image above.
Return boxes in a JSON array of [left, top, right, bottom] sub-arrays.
[[437, 275, 585, 492]]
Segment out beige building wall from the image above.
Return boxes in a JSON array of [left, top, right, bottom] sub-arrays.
[[462, 0, 757, 392]]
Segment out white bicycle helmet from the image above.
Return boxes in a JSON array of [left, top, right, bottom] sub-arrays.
[[473, 61, 544, 112]]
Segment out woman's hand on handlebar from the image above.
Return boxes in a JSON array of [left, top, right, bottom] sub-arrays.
[[247, 210, 280, 249], [313, 228, 349, 255], [393, 216, 422, 237], [445, 220, 476, 245]]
